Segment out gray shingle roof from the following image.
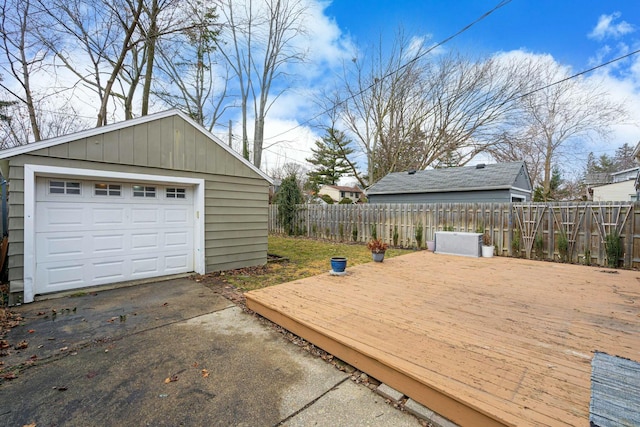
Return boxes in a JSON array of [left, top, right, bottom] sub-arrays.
[[367, 161, 527, 195]]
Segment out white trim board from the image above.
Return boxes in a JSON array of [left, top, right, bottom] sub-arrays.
[[22, 164, 206, 303]]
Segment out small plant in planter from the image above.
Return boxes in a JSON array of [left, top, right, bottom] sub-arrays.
[[367, 238, 389, 262], [481, 232, 494, 258]]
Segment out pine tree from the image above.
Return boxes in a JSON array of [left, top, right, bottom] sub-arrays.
[[306, 128, 354, 193], [276, 174, 304, 235]]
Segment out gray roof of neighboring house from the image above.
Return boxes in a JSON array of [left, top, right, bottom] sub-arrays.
[[366, 161, 530, 195]]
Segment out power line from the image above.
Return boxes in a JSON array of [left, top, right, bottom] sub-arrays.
[[262, 0, 513, 142], [519, 48, 640, 99]]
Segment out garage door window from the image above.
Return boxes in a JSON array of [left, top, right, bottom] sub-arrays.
[[166, 188, 186, 199], [49, 180, 81, 195], [94, 183, 122, 196], [133, 185, 156, 198]]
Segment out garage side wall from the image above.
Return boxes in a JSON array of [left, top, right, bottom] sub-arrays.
[[7, 116, 269, 294]]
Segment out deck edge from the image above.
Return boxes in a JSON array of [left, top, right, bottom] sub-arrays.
[[246, 293, 513, 427]]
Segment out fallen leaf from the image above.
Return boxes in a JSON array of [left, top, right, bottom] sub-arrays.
[[59, 346, 68, 352], [2, 372, 17, 380], [29, 354, 38, 360], [14, 340, 28, 350], [106, 317, 117, 323], [36, 311, 45, 315], [86, 371, 98, 379], [164, 375, 178, 383], [0, 340, 9, 349], [28, 329, 35, 334], [201, 369, 209, 378], [192, 362, 199, 368], [162, 302, 169, 306], [22, 423, 36, 427]]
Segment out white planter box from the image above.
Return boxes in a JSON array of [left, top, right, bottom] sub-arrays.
[[434, 232, 482, 257]]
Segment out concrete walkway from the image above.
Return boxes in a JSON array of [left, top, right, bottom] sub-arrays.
[[0, 279, 419, 426]]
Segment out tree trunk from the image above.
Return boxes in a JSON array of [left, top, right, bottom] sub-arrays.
[[96, 0, 143, 127], [141, 0, 159, 116]]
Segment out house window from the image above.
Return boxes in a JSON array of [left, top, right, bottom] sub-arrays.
[[340, 191, 345, 198], [511, 196, 525, 202], [133, 185, 156, 198], [49, 180, 81, 195], [166, 188, 186, 199], [94, 183, 121, 196]]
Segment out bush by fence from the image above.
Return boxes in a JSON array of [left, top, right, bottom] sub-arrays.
[[269, 202, 638, 268]]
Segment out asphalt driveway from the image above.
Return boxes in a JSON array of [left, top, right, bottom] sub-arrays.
[[0, 278, 419, 426]]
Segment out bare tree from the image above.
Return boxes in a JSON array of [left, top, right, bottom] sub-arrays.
[[0, 0, 49, 141], [153, 0, 228, 130], [489, 54, 627, 195], [340, 31, 522, 185], [216, 0, 307, 167]]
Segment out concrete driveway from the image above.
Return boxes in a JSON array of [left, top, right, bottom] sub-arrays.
[[0, 278, 419, 426]]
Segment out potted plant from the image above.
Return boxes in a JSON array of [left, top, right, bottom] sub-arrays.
[[482, 232, 494, 258], [330, 257, 347, 274], [367, 238, 389, 262]]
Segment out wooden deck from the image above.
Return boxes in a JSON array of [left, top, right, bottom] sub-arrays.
[[245, 251, 640, 427]]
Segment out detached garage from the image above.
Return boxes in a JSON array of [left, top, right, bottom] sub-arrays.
[[0, 110, 272, 303]]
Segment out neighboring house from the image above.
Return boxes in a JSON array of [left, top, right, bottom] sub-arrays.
[[591, 167, 639, 202], [366, 161, 532, 204], [0, 110, 272, 303], [318, 184, 363, 203]]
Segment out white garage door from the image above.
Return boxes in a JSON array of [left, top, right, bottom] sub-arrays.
[[34, 177, 195, 295]]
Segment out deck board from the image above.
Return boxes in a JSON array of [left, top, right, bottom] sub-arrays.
[[245, 251, 640, 426]]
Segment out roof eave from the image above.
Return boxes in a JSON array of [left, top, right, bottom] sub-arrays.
[[368, 185, 515, 196]]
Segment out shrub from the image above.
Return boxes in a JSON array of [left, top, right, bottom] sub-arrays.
[[392, 225, 399, 247], [511, 229, 521, 257], [352, 225, 358, 242], [320, 194, 334, 204], [415, 222, 424, 248], [370, 224, 377, 240], [534, 234, 544, 259], [276, 175, 303, 236], [338, 197, 353, 204], [605, 231, 623, 268], [558, 232, 569, 263]]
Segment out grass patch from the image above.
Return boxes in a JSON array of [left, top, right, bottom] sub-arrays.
[[225, 235, 413, 292]]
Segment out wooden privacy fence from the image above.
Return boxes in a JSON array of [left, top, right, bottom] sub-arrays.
[[268, 202, 640, 269]]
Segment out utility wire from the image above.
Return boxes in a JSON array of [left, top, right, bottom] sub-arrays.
[[519, 47, 640, 98], [262, 0, 513, 142]]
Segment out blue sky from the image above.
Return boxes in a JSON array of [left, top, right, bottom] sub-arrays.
[[259, 0, 640, 174], [324, 0, 639, 71]]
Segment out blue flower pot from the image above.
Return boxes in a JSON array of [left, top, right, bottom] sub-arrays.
[[372, 252, 385, 262], [330, 257, 347, 273]]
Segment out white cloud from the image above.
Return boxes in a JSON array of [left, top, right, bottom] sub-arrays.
[[588, 12, 635, 41]]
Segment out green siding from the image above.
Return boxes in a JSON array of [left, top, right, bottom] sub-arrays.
[[6, 114, 269, 297]]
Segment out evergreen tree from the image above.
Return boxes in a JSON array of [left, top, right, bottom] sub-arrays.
[[306, 128, 354, 193], [276, 174, 304, 235], [613, 142, 636, 170]]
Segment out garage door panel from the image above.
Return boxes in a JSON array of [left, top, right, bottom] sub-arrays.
[[38, 263, 85, 290], [93, 234, 126, 254], [131, 233, 160, 250], [92, 208, 126, 226], [43, 236, 84, 257], [165, 254, 189, 271], [131, 257, 160, 275], [165, 231, 190, 248], [93, 260, 126, 281], [164, 208, 190, 224], [34, 178, 196, 295], [41, 206, 86, 227], [132, 208, 159, 225]]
